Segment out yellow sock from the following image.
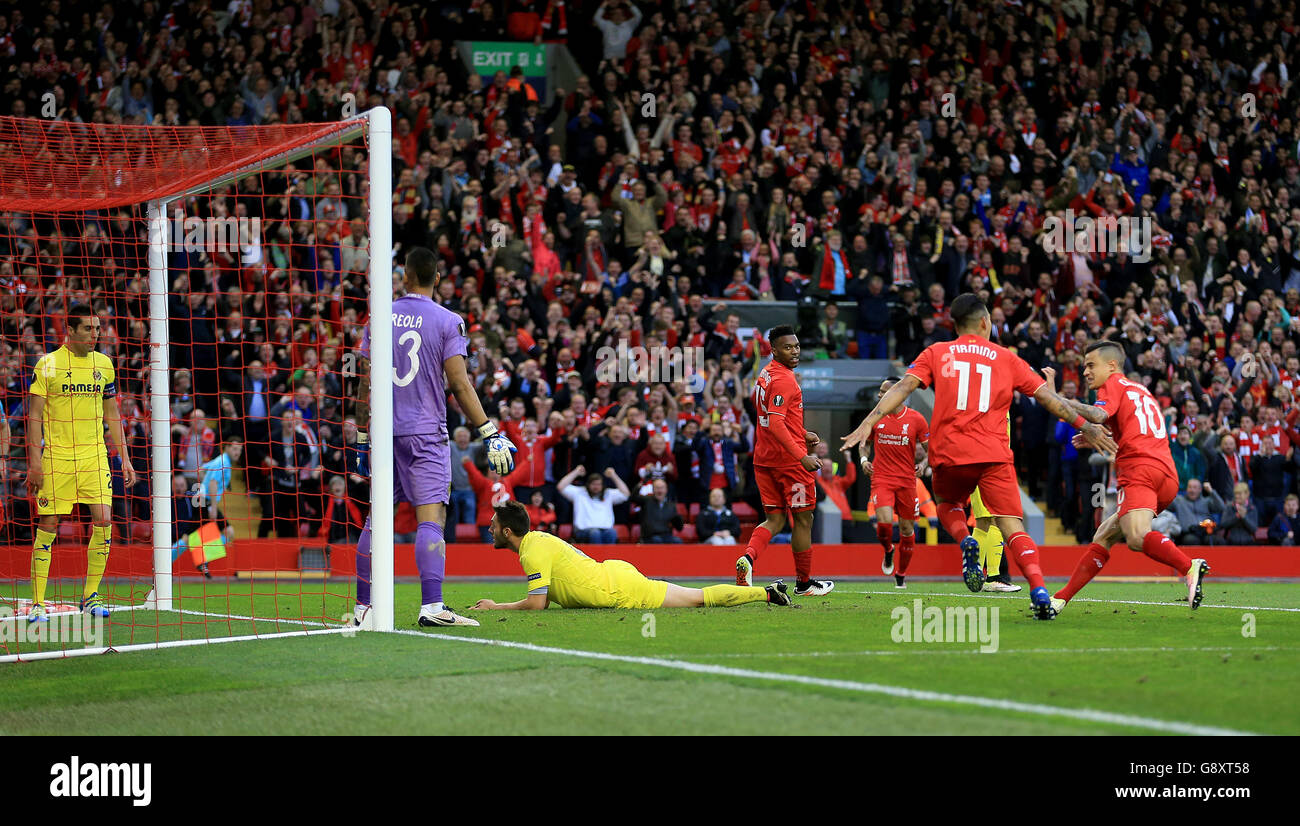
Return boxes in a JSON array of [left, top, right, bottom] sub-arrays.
[[84, 525, 112, 599], [702, 584, 767, 607], [31, 528, 55, 606], [983, 525, 1005, 575], [973, 526, 989, 569]]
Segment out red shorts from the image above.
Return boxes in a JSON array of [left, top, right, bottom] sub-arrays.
[[1117, 464, 1179, 518], [933, 462, 1023, 518], [755, 464, 818, 513], [871, 479, 919, 520]]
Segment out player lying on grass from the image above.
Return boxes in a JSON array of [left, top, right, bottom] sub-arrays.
[[1042, 345, 1210, 615], [471, 500, 792, 610], [858, 378, 929, 588], [736, 324, 835, 597], [24, 304, 138, 623], [842, 293, 1118, 619], [351, 247, 517, 629]]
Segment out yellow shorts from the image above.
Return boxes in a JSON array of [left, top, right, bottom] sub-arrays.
[[970, 486, 992, 520], [605, 560, 669, 610], [37, 453, 112, 516]]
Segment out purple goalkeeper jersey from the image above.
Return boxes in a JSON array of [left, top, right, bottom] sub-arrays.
[[362, 293, 467, 438]]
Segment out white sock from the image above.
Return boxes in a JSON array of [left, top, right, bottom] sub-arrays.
[[423, 601, 445, 614]]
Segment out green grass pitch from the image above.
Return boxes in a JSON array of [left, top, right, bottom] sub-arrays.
[[1, 578, 1297, 735]]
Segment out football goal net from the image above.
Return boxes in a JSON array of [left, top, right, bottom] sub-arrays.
[[0, 109, 397, 662]]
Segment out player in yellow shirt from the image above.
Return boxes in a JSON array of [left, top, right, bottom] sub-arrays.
[[23, 305, 137, 623], [471, 501, 792, 610]]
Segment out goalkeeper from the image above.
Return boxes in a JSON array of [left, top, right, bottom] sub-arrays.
[[24, 305, 138, 622], [472, 501, 792, 611], [351, 247, 516, 628]]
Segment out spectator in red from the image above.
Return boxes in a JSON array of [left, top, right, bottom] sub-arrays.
[[525, 489, 558, 535], [462, 456, 530, 543], [319, 475, 364, 543], [815, 453, 859, 521], [510, 416, 568, 505], [634, 433, 678, 494]]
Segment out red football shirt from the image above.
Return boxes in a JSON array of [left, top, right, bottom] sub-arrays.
[[906, 335, 1046, 468], [870, 407, 930, 484], [753, 360, 807, 468], [1094, 373, 1178, 479]]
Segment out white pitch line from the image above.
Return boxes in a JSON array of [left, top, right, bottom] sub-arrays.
[[391, 629, 1261, 736], [661, 645, 1300, 659], [853, 590, 1300, 613], [0, 627, 352, 664]]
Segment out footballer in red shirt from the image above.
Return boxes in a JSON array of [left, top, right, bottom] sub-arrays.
[[842, 294, 1117, 619], [861, 378, 929, 587], [736, 325, 834, 598], [1050, 340, 1210, 614]]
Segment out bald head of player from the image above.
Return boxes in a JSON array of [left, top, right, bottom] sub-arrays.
[[402, 246, 440, 297], [490, 500, 531, 553], [878, 377, 905, 407], [1083, 340, 1126, 391], [769, 324, 800, 368], [950, 293, 992, 339], [65, 303, 100, 356]]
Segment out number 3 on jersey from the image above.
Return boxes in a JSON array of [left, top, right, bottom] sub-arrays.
[[953, 360, 991, 413], [394, 330, 421, 386]]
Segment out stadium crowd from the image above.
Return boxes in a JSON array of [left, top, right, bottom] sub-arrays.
[[2, 0, 1300, 545]]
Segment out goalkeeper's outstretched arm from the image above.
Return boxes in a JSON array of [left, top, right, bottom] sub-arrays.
[[445, 353, 516, 473]]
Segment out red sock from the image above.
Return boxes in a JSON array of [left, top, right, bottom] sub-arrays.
[[744, 525, 772, 564], [876, 522, 894, 551], [1141, 531, 1192, 576], [937, 503, 970, 542], [1005, 532, 1046, 591], [1054, 543, 1110, 602], [897, 533, 915, 576], [793, 550, 813, 583]]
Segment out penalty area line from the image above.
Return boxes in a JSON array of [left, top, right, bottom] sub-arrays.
[[390, 629, 1260, 736], [853, 590, 1300, 613]]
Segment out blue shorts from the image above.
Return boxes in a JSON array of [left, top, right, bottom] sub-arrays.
[[394, 434, 452, 506]]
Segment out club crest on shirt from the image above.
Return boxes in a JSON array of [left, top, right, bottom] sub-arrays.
[[93, 369, 103, 382], [38, 496, 49, 508], [902, 423, 910, 435]]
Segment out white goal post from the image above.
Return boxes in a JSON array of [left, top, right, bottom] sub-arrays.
[[134, 107, 394, 632]]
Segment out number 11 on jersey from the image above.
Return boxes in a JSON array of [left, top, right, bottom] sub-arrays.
[[954, 360, 991, 413]]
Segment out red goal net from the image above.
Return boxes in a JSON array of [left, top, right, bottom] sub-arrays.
[[0, 115, 380, 659]]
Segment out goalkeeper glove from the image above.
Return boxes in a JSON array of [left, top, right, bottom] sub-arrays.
[[475, 421, 517, 474]]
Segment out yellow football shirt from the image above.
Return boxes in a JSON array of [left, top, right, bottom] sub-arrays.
[[519, 531, 642, 609], [29, 346, 116, 462]]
